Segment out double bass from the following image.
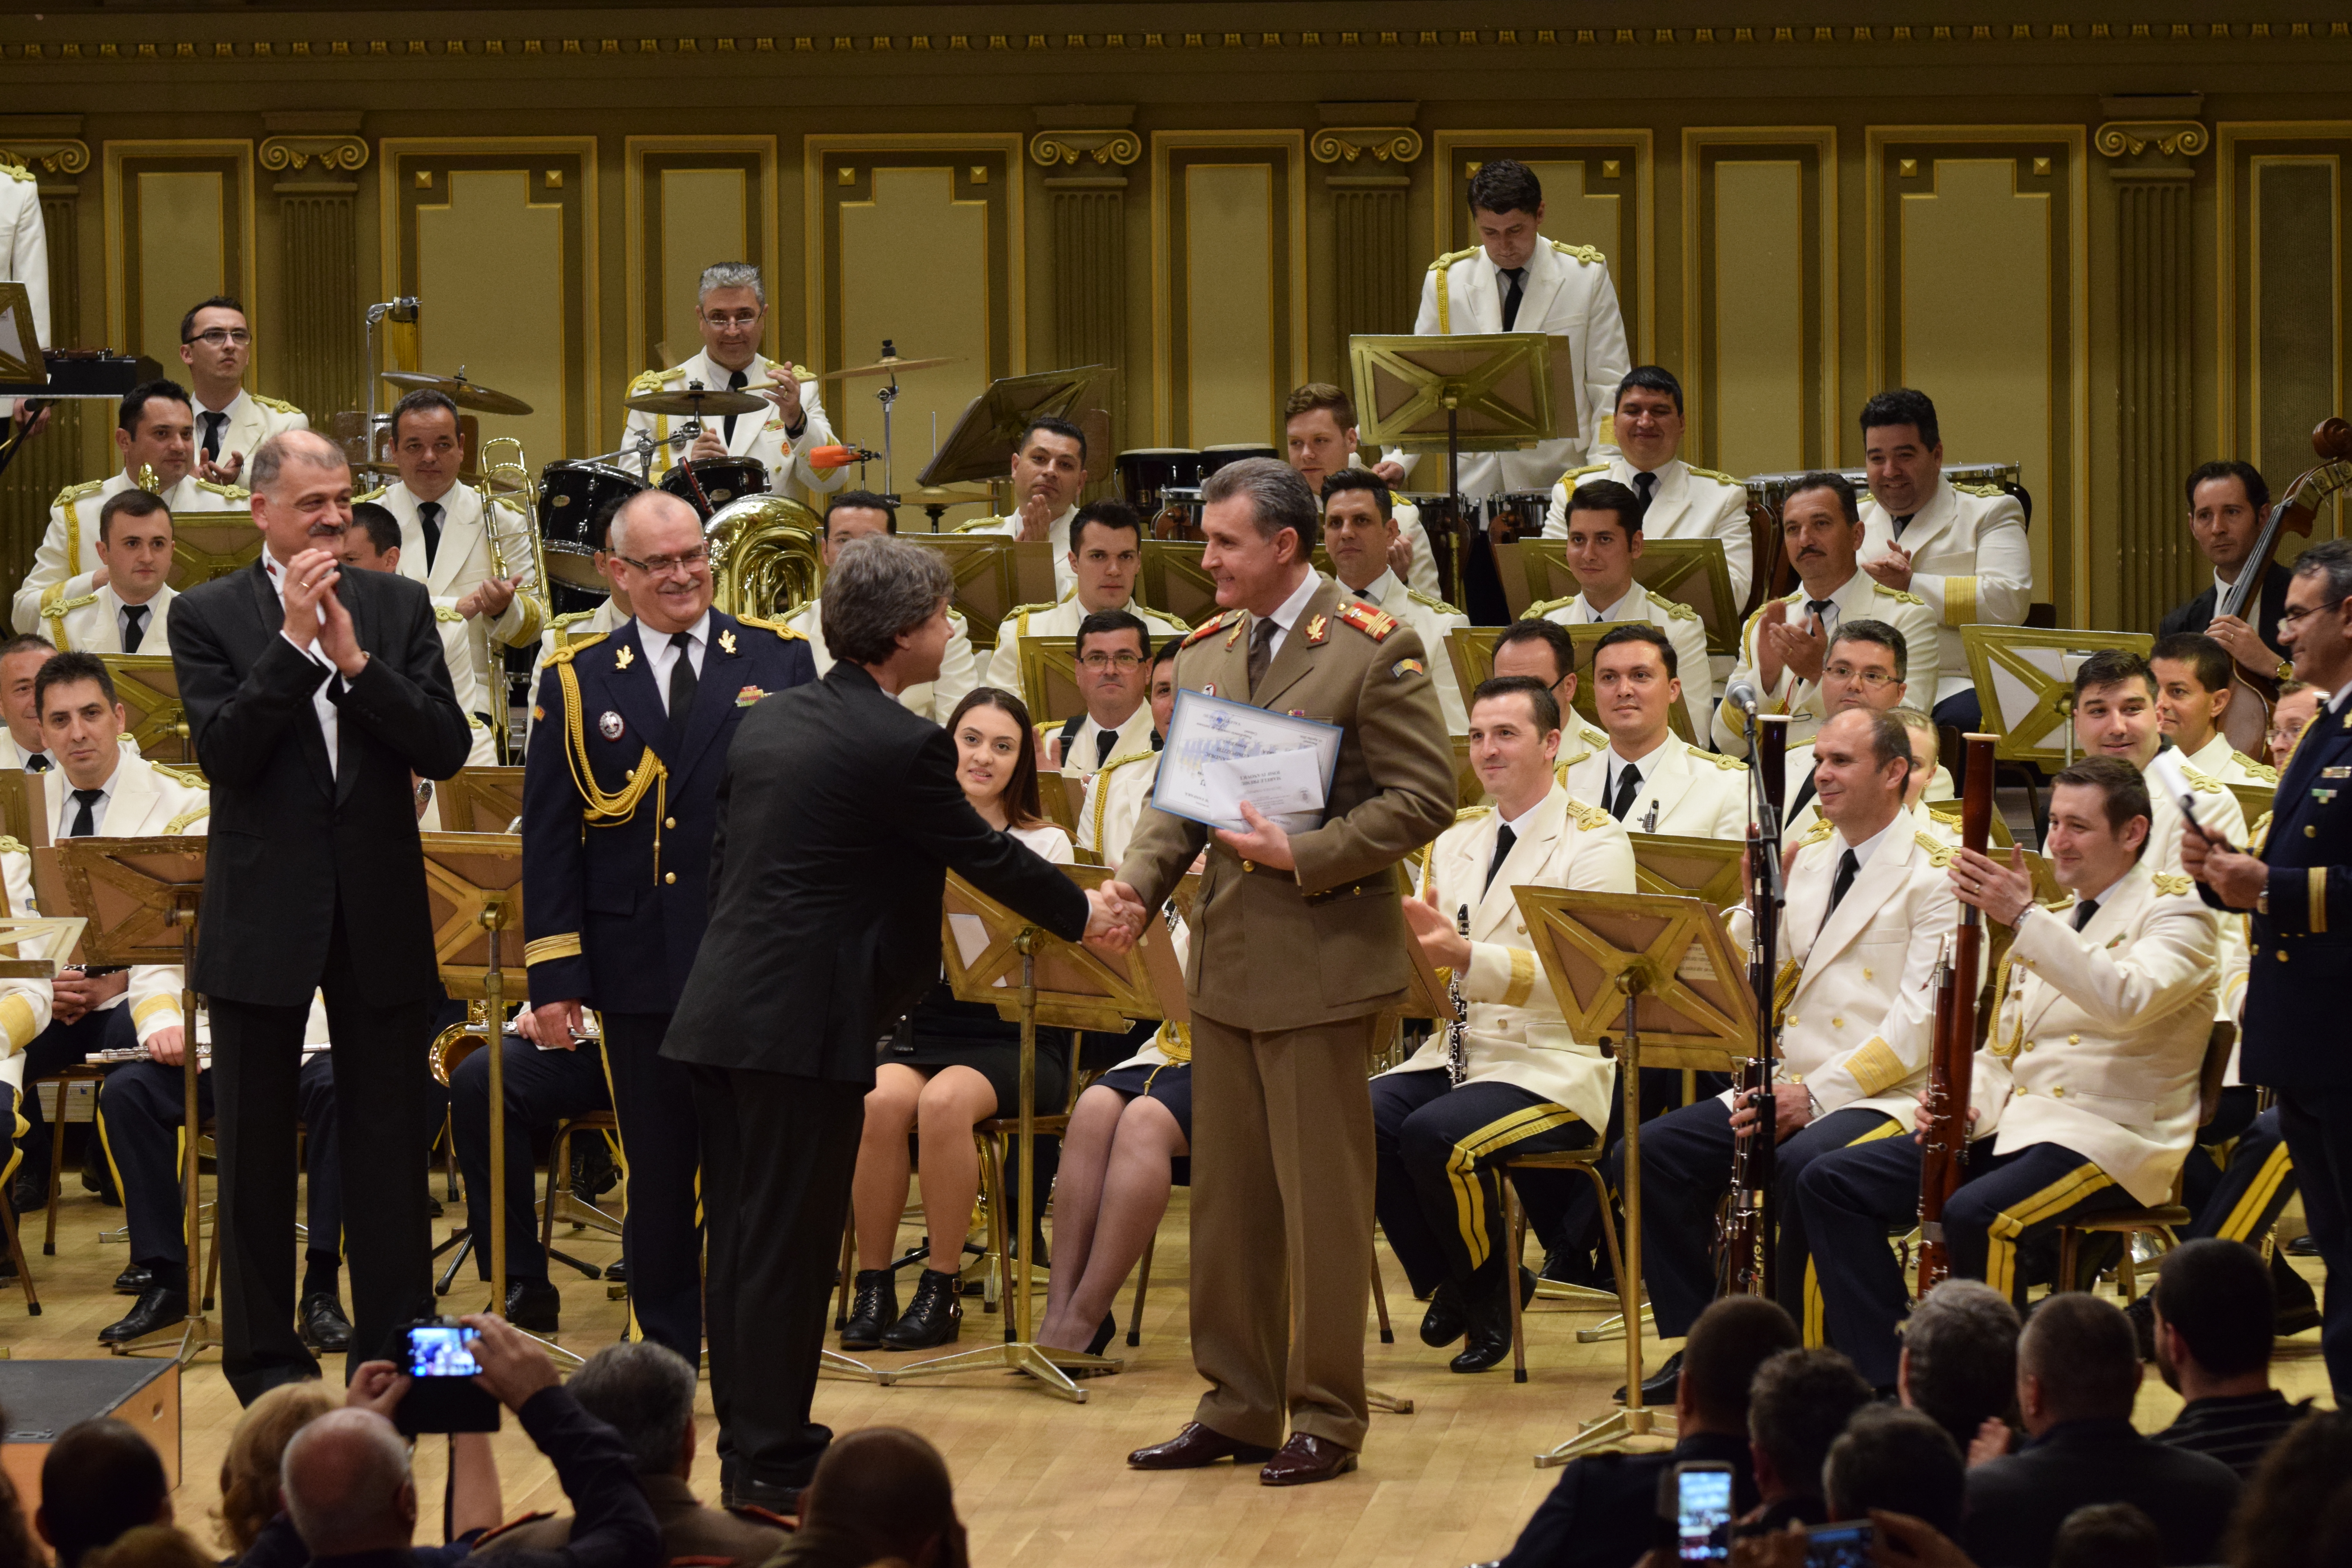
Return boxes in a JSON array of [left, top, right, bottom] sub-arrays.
[[1916, 734, 1998, 1295], [2216, 417, 2352, 757]]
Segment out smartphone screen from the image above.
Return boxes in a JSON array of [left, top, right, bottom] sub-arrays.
[[1675, 1466, 1734, 1562], [1804, 1521, 1875, 1568], [406, 1323, 481, 1378]]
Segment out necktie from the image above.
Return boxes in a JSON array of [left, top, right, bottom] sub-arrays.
[[67, 788, 102, 838], [1804, 598, 1835, 633], [1632, 470, 1657, 515], [418, 501, 443, 572], [1610, 764, 1643, 821], [1485, 824, 1518, 891], [1354, 584, 1381, 604], [1826, 848, 1860, 914], [724, 368, 749, 445], [1499, 266, 1528, 331], [1248, 617, 1278, 695], [200, 412, 226, 462], [2072, 899, 2100, 932], [1095, 726, 1118, 770], [666, 632, 698, 745], [122, 604, 147, 654], [23, 753, 49, 773], [1893, 514, 1915, 539]]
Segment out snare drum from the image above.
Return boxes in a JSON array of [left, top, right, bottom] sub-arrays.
[[1481, 490, 1550, 544], [537, 460, 644, 588], [659, 456, 769, 521], [1199, 443, 1280, 476], [1116, 448, 1204, 516], [1152, 485, 1206, 540]]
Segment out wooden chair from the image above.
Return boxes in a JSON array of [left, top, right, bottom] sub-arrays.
[[31, 1063, 110, 1256], [0, 1124, 40, 1314], [1501, 1142, 1636, 1384], [539, 1110, 622, 1278]]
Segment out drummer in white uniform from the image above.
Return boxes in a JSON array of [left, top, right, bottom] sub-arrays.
[[622, 262, 844, 505], [786, 490, 977, 723], [1282, 383, 1441, 602]]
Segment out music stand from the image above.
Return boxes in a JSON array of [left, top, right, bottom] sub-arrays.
[[1513, 887, 1755, 1463], [1136, 543, 1220, 628], [1627, 834, 1746, 910], [433, 767, 527, 833], [917, 366, 1113, 490], [167, 517, 263, 594], [99, 657, 189, 765], [2224, 780, 2275, 831], [0, 283, 38, 383], [882, 865, 1145, 1401], [1014, 636, 1084, 734], [0, 772, 28, 845], [1033, 770, 1084, 846], [53, 838, 205, 1362], [1961, 627, 2152, 769], [902, 537, 1055, 648]]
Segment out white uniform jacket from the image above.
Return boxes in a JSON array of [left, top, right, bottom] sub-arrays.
[[1859, 474, 2032, 707], [1544, 456, 1754, 610], [1561, 737, 1748, 840], [622, 349, 843, 503], [40, 756, 208, 1049], [983, 591, 1190, 697], [44, 584, 176, 658], [1383, 786, 1637, 1132], [1081, 747, 1161, 865], [2183, 731, 2279, 790], [1710, 573, 1938, 757], [1535, 578, 1714, 741], [784, 596, 975, 724], [192, 389, 309, 472], [18, 472, 248, 635], [1976, 862, 2221, 1206], [0, 840, 52, 1095], [0, 164, 46, 421]]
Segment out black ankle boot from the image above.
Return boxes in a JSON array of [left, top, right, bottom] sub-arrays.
[[840, 1269, 898, 1350], [881, 1267, 963, 1350]]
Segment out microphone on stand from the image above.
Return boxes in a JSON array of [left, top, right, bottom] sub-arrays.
[[805, 444, 880, 475], [1725, 680, 1760, 717]]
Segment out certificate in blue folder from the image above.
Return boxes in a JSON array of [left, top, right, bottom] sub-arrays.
[[1151, 686, 1344, 834]]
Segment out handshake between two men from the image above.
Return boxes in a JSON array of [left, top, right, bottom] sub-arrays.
[[1082, 800, 1301, 954]]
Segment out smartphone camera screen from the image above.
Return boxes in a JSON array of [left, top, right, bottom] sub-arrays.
[[1676, 1468, 1733, 1562], [406, 1323, 481, 1378], [1804, 1521, 1876, 1568]]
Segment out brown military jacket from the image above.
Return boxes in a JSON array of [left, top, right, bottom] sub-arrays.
[[478, 1474, 790, 1563], [1118, 573, 1457, 1031]]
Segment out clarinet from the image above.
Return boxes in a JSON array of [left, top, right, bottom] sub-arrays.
[[1717, 709, 1790, 1298], [1446, 903, 1471, 1086]]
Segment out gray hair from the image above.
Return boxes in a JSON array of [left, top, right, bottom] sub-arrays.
[[248, 429, 347, 498], [1200, 457, 1318, 554], [565, 1341, 697, 1477], [606, 488, 699, 559], [280, 1409, 413, 1557], [822, 534, 954, 667], [697, 262, 766, 307], [2293, 535, 2352, 608]]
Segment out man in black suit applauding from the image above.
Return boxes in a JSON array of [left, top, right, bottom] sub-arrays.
[[521, 488, 816, 1354], [171, 429, 472, 1399], [663, 535, 1120, 1511]]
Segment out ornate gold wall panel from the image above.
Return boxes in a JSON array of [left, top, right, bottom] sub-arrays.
[[380, 138, 599, 463], [1869, 130, 2087, 622], [1151, 131, 1308, 449], [102, 140, 257, 376], [1682, 129, 1837, 477], [624, 137, 777, 377]]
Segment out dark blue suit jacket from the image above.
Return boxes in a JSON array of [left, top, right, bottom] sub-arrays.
[[523, 610, 816, 1015]]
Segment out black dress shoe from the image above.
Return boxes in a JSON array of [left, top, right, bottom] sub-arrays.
[[1419, 1280, 1467, 1347], [1613, 1347, 1682, 1405], [880, 1267, 962, 1350], [1087, 1313, 1117, 1357], [728, 1478, 801, 1517], [839, 1269, 898, 1350], [505, 1278, 561, 1333], [1449, 1268, 1535, 1374], [113, 1266, 152, 1297], [604, 1259, 628, 1283], [300, 1293, 353, 1353], [10, 1171, 44, 1217], [99, 1287, 187, 1344], [1259, 1432, 1358, 1486], [1127, 1422, 1277, 1470], [2290, 1234, 2320, 1257]]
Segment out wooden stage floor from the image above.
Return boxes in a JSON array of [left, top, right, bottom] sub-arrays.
[[0, 1180, 2332, 1568]]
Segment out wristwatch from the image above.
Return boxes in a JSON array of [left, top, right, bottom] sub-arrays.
[[2257, 886, 2270, 916], [2276, 657, 2295, 683]]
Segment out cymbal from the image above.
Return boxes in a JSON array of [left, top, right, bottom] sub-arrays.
[[379, 369, 535, 418], [624, 385, 770, 418], [814, 354, 958, 384], [908, 482, 996, 503]]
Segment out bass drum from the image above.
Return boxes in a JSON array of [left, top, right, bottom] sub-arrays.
[[705, 493, 825, 622], [1199, 443, 1279, 476], [659, 456, 769, 521], [537, 461, 643, 590]]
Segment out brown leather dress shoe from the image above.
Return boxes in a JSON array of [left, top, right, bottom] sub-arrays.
[[1259, 1432, 1358, 1486], [1127, 1422, 1277, 1470]]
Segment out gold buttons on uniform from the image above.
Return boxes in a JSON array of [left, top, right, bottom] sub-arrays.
[[2068, 1033, 2080, 1045], [2279, 951, 2290, 962], [664, 872, 677, 884], [1788, 1016, 1800, 1028], [665, 817, 677, 829], [2024, 1041, 2036, 1052], [2308, 825, 2319, 837], [1832, 1017, 1844, 1029], [1241, 860, 1256, 873], [2051, 1087, 2065, 1098]]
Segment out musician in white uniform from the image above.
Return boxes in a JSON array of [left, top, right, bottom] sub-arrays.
[[1544, 367, 1754, 610], [784, 490, 976, 723], [622, 262, 841, 503], [2152, 631, 2282, 788], [1531, 477, 1714, 740], [2071, 649, 2248, 877], [337, 503, 496, 769], [17, 381, 247, 635], [1857, 389, 2033, 748], [1798, 756, 2219, 1385], [955, 416, 1089, 598], [1779, 621, 1956, 842], [1318, 472, 1468, 735], [1, 157, 48, 432], [985, 501, 1187, 696], [42, 490, 176, 657], [1079, 639, 1179, 863], [177, 296, 307, 486], [1041, 610, 1157, 781], [1374, 159, 1629, 497], [1561, 623, 1746, 838], [1378, 675, 1635, 1373], [1489, 619, 1612, 773], [1712, 473, 1936, 760], [353, 388, 544, 743], [1283, 383, 1441, 601]]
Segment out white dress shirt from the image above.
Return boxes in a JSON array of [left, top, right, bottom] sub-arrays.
[[263, 552, 342, 777], [1253, 569, 1324, 664], [57, 769, 118, 837], [640, 613, 710, 715], [1840, 814, 1901, 875]]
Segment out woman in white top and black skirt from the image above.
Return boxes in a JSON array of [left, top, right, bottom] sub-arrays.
[[843, 686, 1074, 1352]]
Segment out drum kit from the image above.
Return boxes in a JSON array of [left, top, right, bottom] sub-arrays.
[[1116, 442, 1282, 539]]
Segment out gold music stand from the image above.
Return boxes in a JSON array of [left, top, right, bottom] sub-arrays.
[[167, 515, 263, 593], [2223, 780, 2275, 831], [1497, 539, 1740, 658], [433, 766, 527, 833], [53, 838, 205, 1361], [1448, 625, 1696, 745], [1513, 887, 1755, 1463], [102, 657, 190, 764], [0, 772, 29, 845], [916, 365, 1113, 490], [902, 536, 1056, 648], [1961, 627, 2152, 769], [881, 865, 1143, 1401], [1014, 636, 1084, 733], [1627, 834, 1746, 911], [1034, 770, 1085, 846], [1137, 543, 1221, 629]]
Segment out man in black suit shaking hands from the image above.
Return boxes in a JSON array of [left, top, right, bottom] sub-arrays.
[[172, 429, 473, 1400], [663, 535, 1125, 1510]]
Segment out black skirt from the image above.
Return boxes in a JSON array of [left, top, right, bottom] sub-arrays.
[[885, 982, 1072, 1118], [1093, 1058, 1194, 1143]]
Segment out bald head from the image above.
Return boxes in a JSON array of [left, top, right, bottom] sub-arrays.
[[280, 1409, 416, 1557], [608, 489, 713, 634], [249, 429, 347, 500], [606, 488, 699, 560], [801, 1427, 958, 1563]]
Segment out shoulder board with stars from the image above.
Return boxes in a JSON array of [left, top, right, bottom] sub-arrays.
[[1183, 611, 1239, 649], [1335, 601, 1397, 641]]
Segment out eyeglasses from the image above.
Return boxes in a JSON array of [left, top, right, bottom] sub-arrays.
[[2268, 724, 2308, 748], [612, 544, 711, 579], [1823, 663, 1898, 688], [700, 310, 761, 329], [185, 328, 251, 347], [2278, 595, 2350, 632], [1078, 651, 1144, 673]]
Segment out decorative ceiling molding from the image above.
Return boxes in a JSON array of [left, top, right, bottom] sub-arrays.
[[2094, 120, 2209, 160], [260, 134, 371, 173], [1310, 126, 1423, 166]]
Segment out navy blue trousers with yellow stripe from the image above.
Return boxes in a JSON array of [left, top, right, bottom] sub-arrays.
[[1371, 1070, 1593, 1298], [2183, 1092, 2298, 1247], [1798, 1134, 2138, 1387]]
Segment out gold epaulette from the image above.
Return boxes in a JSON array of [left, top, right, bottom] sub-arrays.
[[1428, 245, 1480, 273], [1455, 803, 1496, 822], [550, 609, 596, 630], [1661, 599, 1700, 622], [733, 613, 806, 641], [1526, 592, 1578, 620], [1687, 465, 1741, 486], [1556, 462, 1609, 489], [1914, 831, 1957, 868], [952, 514, 1009, 533], [1799, 818, 1835, 848], [352, 484, 388, 505], [45, 591, 99, 615], [628, 365, 679, 396], [2181, 762, 2225, 795], [1402, 586, 1465, 619], [50, 479, 105, 514], [163, 804, 211, 835], [1002, 600, 1056, 625], [1148, 603, 1194, 633], [0, 159, 32, 185], [1690, 743, 1746, 771], [544, 630, 610, 665], [2252, 810, 2274, 850], [149, 761, 206, 789], [1872, 583, 1927, 607], [0, 836, 24, 854], [1549, 240, 1608, 268], [2152, 872, 2193, 897], [1183, 611, 1239, 648], [1951, 480, 2007, 499], [2233, 752, 2280, 784], [250, 393, 303, 416], [1773, 958, 1802, 1027], [1565, 798, 1614, 831], [1577, 718, 1610, 748], [191, 477, 249, 501]]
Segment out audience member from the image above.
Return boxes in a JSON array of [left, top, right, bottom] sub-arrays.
[[34, 1419, 171, 1568], [1497, 1295, 1799, 1568], [2151, 1238, 2310, 1478], [2048, 1504, 2161, 1568], [1964, 1293, 2241, 1568], [80, 1527, 216, 1568], [0, 1401, 35, 1568], [1901, 1279, 2022, 1463], [1824, 1406, 1967, 1538], [477, 1341, 789, 1560], [1744, 1349, 1873, 1531], [764, 1428, 967, 1568], [215, 1381, 336, 1557], [2224, 1408, 2352, 1568]]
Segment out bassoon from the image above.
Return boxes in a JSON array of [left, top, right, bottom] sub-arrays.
[[1916, 733, 1998, 1295], [1717, 710, 1791, 1298]]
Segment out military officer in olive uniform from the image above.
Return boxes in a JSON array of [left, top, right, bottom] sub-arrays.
[[521, 490, 816, 1357]]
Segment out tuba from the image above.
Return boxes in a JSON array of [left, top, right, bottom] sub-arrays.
[[706, 493, 825, 621]]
